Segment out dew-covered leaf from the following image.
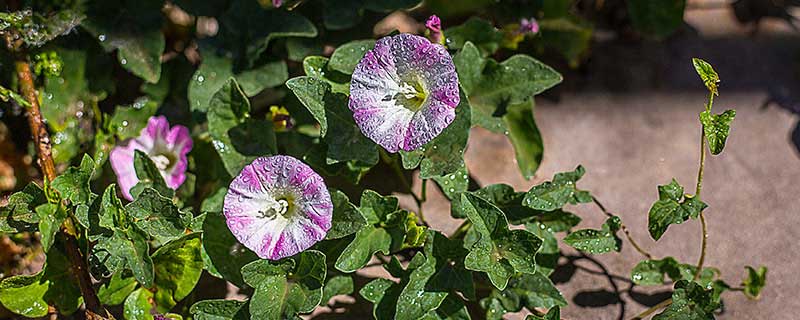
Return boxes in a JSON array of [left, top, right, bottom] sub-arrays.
[[242, 250, 326, 320], [151, 233, 204, 313], [523, 165, 592, 211], [700, 109, 735, 155]]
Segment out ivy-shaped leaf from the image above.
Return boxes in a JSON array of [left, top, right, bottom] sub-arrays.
[[207, 78, 277, 176], [126, 188, 191, 243], [97, 272, 138, 306], [51, 154, 94, 205], [653, 280, 720, 320], [648, 179, 708, 240], [431, 165, 469, 200], [526, 306, 560, 320], [321, 275, 354, 305], [123, 287, 156, 320], [35, 203, 67, 251], [397, 231, 474, 319], [445, 18, 504, 56], [0, 183, 46, 233], [92, 225, 154, 287], [523, 165, 592, 211], [360, 254, 427, 320], [454, 183, 542, 223], [741, 266, 767, 299], [335, 191, 407, 272], [459, 193, 543, 290], [242, 250, 326, 320], [563, 216, 622, 254], [463, 53, 561, 133], [302, 56, 350, 95], [131, 151, 173, 199], [453, 42, 484, 94], [700, 109, 735, 155]]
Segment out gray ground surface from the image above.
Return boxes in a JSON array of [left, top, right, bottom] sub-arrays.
[[405, 10, 800, 320]]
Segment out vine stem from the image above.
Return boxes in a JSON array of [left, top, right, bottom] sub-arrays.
[[592, 197, 653, 260], [15, 57, 109, 319], [630, 298, 672, 320], [693, 91, 713, 281], [379, 149, 426, 224]]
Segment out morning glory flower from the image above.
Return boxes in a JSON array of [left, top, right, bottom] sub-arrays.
[[110, 116, 192, 201], [223, 155, 332, 260], [519, 17, 540, 35], [425, 15, 444, 45], [349, 33, 460, 153], [272, 0, 282, 8]]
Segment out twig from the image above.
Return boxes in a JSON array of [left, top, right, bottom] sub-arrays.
[[592, 197, 654, 260], [630, 298, 672, 320], [15, 55, 109, 319]]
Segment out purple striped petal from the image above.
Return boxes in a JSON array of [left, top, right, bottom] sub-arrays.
[[223, 155, 332, 260], [110, 115, 193, 200], [349, 33, 460, 153]]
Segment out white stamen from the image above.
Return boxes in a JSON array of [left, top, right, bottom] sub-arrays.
[[258, 198, 289, 219], [151, 154, 171, 171], [399, 82, 419, 100]]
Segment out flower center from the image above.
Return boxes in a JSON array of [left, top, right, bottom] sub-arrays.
[[392, 77, 428, 112], [150, 153, 175, 171], [257, 197, 292, 220]]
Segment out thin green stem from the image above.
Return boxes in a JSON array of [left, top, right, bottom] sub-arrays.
[[592, 197, 654, 259], [693, 90, 713, 281], [630, 298, 672, 320]]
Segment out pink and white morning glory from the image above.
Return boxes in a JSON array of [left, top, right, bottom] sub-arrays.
[[110, 116, 192, 200], [349, 33, 460, 153], [223, 155, 332, 260]]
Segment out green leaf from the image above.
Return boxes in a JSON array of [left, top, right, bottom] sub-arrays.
[[503, 103, 544, 179], [98, 272, 138, 306], [459, 193, 543, 289], [0, 249, 82, 317], [397, 231, 475, 319], [692, 58, 720, 95], [124, 287, 156, 320], [322, 275, 354, 305], [242, 250, 326, 320], [627, 0, 687, 38], [468, 55, 562, 133], [131, 151, 173, 199], [35, 203, 68, 251], [188, 51, 288, 113], [201, 212, 258, 287], [431, 165, 469, 200], [402, 91, 471, 178], [327, 189, 368, 239], [653, 280, 720, 320], [523, 165, 592, 211], [445, 18, 503, 56], [219, 0, 317, 67], [127, 188, 190, 242], [453, 42, 484, 95], [51, 154, 95, 205], [420, 294, 471, 320], [151, 233, 204, 313], [109, 98, 159, 140], [93, 226, 154, 287], [532, 210, 582, 233], [525, 223, 560, 276], [360, 254, 427, 320], [301, 56, 350, 95], [700, 109, 736, 155], [526, 307, 560, 320], [207, 78, 277, 176], [335, 191, 407, 272], [190, 300, 249, 320], [83, 0, 165, 83], [329, 40, 376, 74], [537, 17, 593, 67], [0, 10, 84, 47], [563, 228, 619, 254], [648, 179, 708, 240], [508, 272, 567, 311], [741, 266, 767, 299], [0, 183, 46, 233], [286, 76, 379, 165], [454, 184, 542, 223]]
